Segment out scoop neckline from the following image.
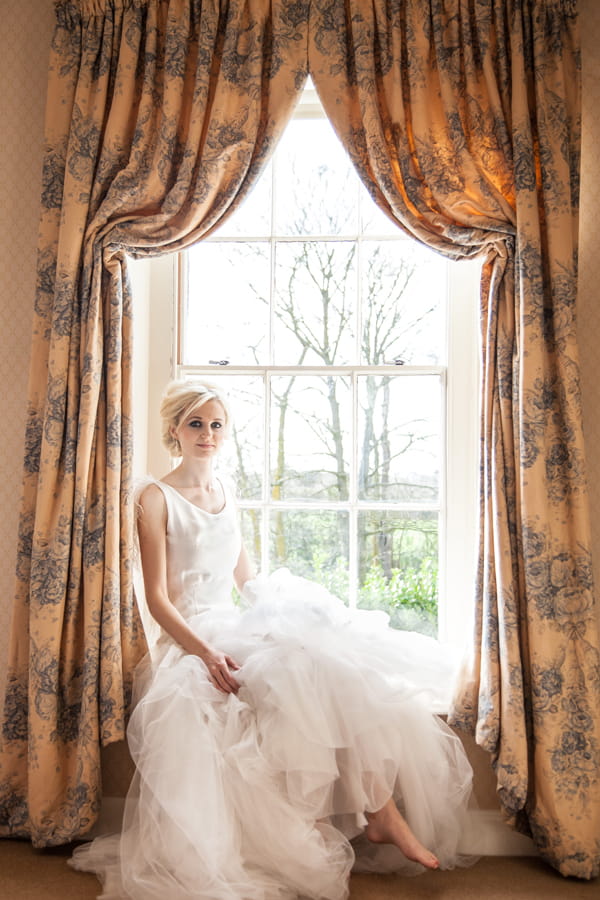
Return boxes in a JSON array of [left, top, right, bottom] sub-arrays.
[[159, 478, 227, 516]]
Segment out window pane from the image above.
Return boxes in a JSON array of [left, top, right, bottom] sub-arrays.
[[274, 119, 358, 236], [358, 510, 438, 635], [360, 192, 402, 236], [239, 508, 262, 572], [184, 243, 270, 365], [270, 375, 351, 501], [273, 242, 356, 365], [357, 375, 442, 503], [270, 509, 349, 600], [361, 241, 447, 366]]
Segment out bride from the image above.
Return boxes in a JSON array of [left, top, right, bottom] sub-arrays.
[[70, 380, 475, 899]]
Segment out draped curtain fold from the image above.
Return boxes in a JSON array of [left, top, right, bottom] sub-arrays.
[[1, 0, 598, 880], [308, 0, 599, 878], [0, 0, 307, 847]]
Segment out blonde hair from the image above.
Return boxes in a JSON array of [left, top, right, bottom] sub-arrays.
[[160, 380, 231, 456]]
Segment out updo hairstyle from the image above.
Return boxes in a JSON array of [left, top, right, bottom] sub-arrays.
[[160, 380, 231, 457]]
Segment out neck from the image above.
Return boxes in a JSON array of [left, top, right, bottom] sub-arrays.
[[172, 459, 215, 489]]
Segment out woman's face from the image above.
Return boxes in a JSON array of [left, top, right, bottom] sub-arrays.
[[172, 398, 227, 460]]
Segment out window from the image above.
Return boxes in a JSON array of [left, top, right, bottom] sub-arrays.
[[132, 84, 480, 644]]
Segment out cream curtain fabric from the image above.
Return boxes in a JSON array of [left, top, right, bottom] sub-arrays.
[[309, 0, 599, 879], [1, 0, 598, 880], [0, 0, 306, 846]]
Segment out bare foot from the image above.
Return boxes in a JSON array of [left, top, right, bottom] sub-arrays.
[[365, 799, 440, 870]]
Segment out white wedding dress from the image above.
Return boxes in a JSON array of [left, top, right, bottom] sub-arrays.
[[70, 479, 475, 899]]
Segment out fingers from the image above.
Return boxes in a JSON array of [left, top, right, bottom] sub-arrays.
[[208, 661, 240, 694]]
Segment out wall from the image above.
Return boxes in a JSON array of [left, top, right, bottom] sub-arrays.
[[0, 2, 599, 814], [0, 0, 54, 699]]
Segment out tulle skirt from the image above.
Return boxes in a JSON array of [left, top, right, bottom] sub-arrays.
[[70, 570, 476, 899]]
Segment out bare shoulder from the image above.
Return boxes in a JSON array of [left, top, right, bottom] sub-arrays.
[[138, 482, 167, 524]]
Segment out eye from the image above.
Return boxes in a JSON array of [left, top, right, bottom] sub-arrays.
[[188, 419, 202, 428], [211, 421, 222, 430]]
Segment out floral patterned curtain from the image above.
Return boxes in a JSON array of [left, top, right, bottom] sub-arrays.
[[308, 0, 599, 879], [0, 0, 306, 847]]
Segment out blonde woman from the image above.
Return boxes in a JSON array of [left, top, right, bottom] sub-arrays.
[[71, 380, 475, 900]]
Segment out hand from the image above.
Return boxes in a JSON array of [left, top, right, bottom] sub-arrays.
[[200, 646, 241, 694]]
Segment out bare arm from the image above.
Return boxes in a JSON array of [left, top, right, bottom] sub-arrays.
[[138, 484, 240, 693], [233, 543, 256, 596]]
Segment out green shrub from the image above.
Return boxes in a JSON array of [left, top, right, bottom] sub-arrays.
[[358, 558, 438, 636]]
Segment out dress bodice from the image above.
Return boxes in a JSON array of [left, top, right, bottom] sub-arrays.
[[154, 479, 241, 619]]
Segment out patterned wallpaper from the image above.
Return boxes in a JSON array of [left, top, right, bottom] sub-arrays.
[[0, 0, 54, 697], [1, 1, 599, 696]]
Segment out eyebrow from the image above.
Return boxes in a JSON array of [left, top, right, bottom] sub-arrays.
[[187, 414, 224, 421]]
